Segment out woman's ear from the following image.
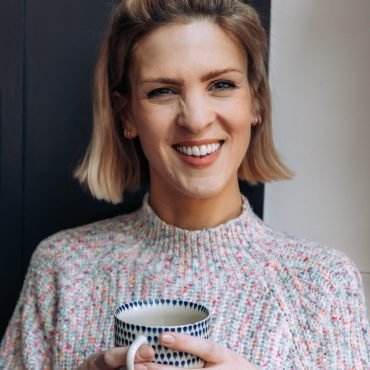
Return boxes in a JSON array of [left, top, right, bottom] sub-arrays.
[[251, 99, 262, 126], [112, 92, 138, 139], [251, 111, 262, 126]]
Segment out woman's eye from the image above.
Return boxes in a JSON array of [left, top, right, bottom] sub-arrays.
[[147, 88, 175, 98], [211, 81, 236, 91]]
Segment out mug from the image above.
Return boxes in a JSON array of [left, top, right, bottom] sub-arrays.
[[114, 298, 210, 369]]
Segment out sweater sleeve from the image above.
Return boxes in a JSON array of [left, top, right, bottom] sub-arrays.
[[326, 256, 370, 369], [0, 240, 58, 369]]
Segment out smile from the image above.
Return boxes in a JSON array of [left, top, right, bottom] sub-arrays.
[[173, 141, 224, 157]]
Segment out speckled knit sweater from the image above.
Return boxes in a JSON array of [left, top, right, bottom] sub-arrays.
[[1, 194, 369, 369]]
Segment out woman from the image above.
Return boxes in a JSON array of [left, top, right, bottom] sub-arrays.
[[1, 0, 369, 369]]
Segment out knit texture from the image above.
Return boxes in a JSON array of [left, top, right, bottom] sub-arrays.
[[1, 194, 369, 369]]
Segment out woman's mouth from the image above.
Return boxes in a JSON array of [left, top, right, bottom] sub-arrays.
[[172, 140, 224, 167], [173, 140, 224, 158]]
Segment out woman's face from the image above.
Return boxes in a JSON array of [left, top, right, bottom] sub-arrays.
[[126, 20, 257, 201]]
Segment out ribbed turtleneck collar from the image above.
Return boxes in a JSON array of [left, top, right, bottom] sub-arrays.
[[134, 193, 264, 256]]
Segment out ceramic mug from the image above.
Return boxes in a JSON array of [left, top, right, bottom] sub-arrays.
[[114, 298, 210, 369]]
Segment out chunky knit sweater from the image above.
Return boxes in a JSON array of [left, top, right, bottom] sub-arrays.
[[1, 194, 369, 369]]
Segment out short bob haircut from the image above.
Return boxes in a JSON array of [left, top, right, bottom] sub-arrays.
[[75, 0, 293, 204]]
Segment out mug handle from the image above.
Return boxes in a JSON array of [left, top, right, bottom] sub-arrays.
[[126, 335, 149, 370]]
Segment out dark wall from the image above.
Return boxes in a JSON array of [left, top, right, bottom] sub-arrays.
[[0, 0, 24, 340], [0, 0, 270, 339]]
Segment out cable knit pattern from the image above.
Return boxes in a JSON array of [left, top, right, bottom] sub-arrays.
[[0, 194, 369, 369]]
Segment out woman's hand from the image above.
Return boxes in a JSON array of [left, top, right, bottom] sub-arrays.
[[136, 333, 259, 370], [77, 345, 155, 369]]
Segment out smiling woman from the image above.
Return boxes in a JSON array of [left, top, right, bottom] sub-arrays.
[[0, 0, 369, 369], [74, 1, 292, 208], [122, 21, 257, 228]]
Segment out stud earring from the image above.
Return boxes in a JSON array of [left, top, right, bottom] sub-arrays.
[[124, 128, 133, 140], [253, 114, 262, 126]]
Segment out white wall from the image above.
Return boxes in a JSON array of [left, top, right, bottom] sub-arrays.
[[265, 0, 370, 311]]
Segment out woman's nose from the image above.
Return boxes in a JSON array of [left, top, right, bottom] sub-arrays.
[[176, 93, 216, 133]]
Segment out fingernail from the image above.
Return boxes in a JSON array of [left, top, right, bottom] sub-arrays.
[[138, 345, 154, 360], [161, 333, 175, 344]]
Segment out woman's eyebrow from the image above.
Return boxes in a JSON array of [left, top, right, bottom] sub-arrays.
[[139, 68, 243, 85], [139, 77, 184, 86], [200, 68, 244, 82]]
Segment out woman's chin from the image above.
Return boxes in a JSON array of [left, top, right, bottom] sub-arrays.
[[174, 182, 229, 200]]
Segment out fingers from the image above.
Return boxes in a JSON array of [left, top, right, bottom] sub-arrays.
[[89, 345, 155, 369], [157, 332, 226, 364]]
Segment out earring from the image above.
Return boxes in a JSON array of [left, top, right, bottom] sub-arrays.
[[124, 128, 132, 140], [253, 114, 262, 126]]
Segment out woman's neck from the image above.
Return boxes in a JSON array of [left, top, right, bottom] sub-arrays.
[[148, 185, 243, 230]]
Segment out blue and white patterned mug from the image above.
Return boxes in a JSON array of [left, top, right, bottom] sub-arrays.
[[114, 298, 210, 369]]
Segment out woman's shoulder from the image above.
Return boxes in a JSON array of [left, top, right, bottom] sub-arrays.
[[30, 208, 143, 271], [260, 223, 363, 298], [251, 222, 365, 331]]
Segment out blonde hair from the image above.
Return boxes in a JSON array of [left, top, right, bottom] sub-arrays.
[[75, 0, 293, 204]]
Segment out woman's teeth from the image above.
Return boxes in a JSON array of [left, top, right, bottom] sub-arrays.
[[175, 142, 221, 157]]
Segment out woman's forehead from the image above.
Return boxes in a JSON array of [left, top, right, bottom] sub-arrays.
[[130, 20, 247, 81]]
